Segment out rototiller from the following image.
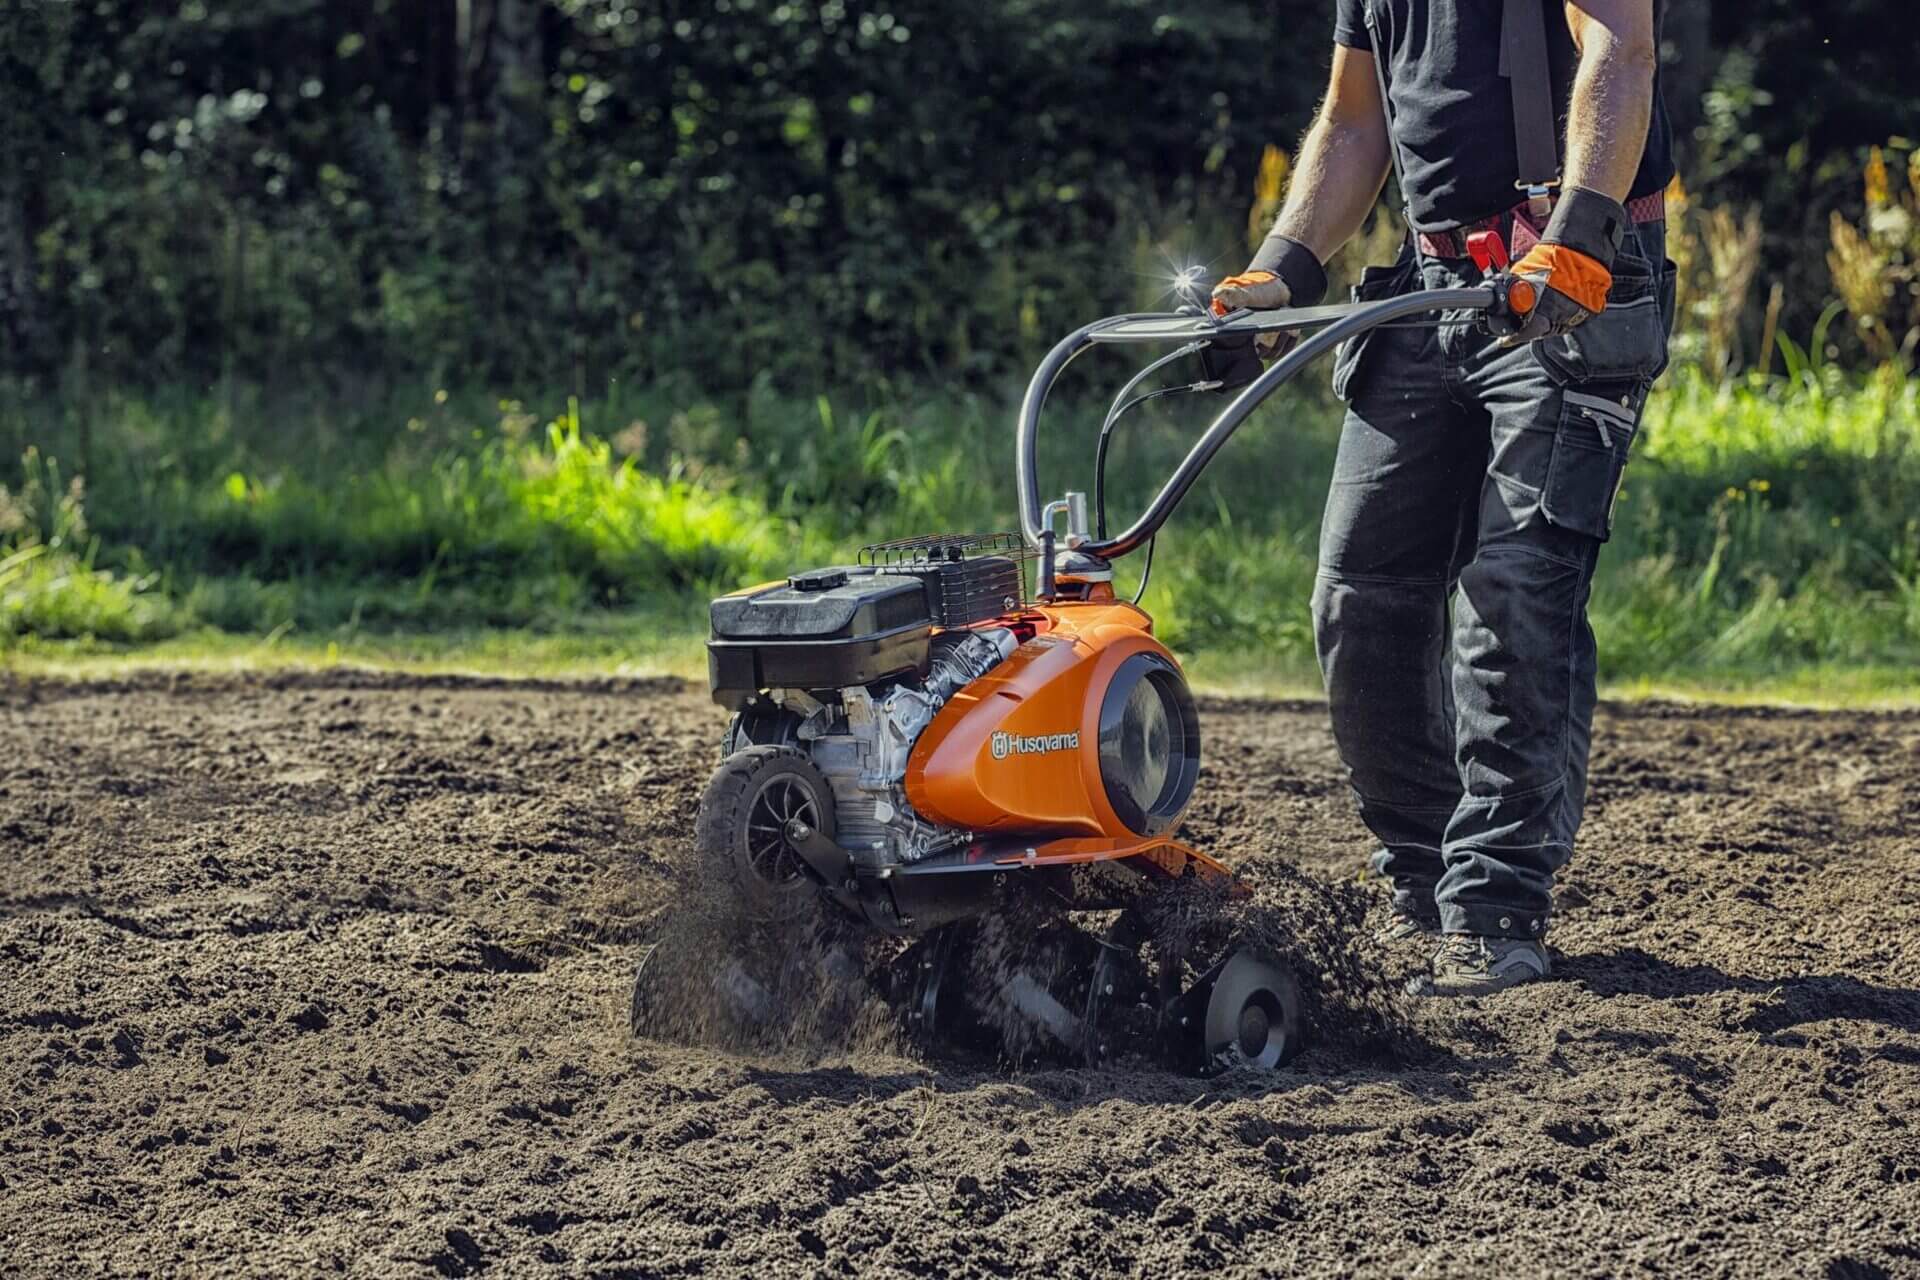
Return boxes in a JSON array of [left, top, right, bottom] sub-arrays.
[[677, 267, 1517, 1073]]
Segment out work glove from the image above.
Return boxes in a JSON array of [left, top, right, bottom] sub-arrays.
[[1211, 271, 1296, 362], [1491, 186, 1631, 346], [1205, 235, 1329, 370]]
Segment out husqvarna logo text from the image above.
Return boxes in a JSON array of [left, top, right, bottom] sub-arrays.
[[991, 729, 1080, 760]]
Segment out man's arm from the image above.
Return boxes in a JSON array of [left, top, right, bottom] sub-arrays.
[[1264, 45, 1393, 263], [1562, 0, 1659, 202], [1492, 0, 1657, 342], [1212, 45, 1392, 320]]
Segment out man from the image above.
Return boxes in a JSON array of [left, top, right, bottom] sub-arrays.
[[1213, 1, 1675, 995]]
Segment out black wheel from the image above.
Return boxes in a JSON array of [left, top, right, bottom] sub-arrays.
[[697, 745, 836, 921], [965, 894, 1109, 1065], [895, 924, 968, 1048], [1132, 878, 1308, 1074]]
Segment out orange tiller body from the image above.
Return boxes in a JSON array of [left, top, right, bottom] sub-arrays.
[[905, 599, 1179, 840]]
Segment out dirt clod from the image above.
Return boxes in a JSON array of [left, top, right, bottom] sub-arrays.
[[2, 673, 1917, 1276]]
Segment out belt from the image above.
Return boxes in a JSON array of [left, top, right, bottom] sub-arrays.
[[1416, 189, 1666, 260]]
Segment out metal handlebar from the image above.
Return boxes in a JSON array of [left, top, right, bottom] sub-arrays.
[[1016, 287, 1499, 559]]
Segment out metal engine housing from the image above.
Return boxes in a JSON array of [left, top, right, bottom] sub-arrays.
[[730, 626, 1018, 868]]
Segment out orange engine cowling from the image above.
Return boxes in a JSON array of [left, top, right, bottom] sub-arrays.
[[904, 601, 1200, 840]]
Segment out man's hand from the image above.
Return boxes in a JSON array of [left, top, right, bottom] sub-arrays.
[[1493, 243, 1610, 343], [1211, 270, 1291, 315], [1207, 235, 1328, 362], [1210, 271, 1297, 360], [1492, 185, 1628, 346]]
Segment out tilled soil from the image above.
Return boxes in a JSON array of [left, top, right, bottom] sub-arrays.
[[2, 671, 1917, 1278]]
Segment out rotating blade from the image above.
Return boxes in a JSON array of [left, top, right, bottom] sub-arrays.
[[1200, 950, 1302, 1073]]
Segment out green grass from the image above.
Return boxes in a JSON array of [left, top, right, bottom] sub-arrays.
[[9, 626, 1917, 710], [0, 609, 711, 682], [4, 359, 1919, 707]]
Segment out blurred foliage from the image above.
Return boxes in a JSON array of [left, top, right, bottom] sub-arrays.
[[0, 0, 1912, 395], [6, 1, 1919, 693], [0, 0, 1322, 391], [6, 360, 1920, 689], [1, 449, 176, 643]]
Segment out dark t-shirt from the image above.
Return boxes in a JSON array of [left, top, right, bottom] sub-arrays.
[[1333, 0, 1674, 232]]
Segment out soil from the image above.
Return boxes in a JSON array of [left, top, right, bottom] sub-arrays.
[[2, 671, 1917, 1278]]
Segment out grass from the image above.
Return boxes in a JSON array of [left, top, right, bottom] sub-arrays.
[[4, 357, 1920, 708], [10, 626, 1917, 710], [0, 610, 711, 682]]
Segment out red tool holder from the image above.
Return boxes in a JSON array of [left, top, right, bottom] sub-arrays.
[[1467, 229, 1511, 275]]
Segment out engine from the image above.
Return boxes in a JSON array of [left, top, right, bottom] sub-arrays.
[[768, 627, 1016, 865], [707, 555, 1026, 867]]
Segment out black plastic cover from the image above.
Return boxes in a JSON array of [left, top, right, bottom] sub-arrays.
[[1097, 653, 1200, 835], [707, 567, 934, 708], [706, 557, 1029, 708], [710, 568, 929, 641]]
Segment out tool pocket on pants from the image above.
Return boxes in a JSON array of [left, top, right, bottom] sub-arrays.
[[1332, 256, 1416, 401], [1533, 248, 1670, 386], [1541, 383, 1646, 541]]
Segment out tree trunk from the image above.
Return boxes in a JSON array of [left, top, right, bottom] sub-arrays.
[[1663, 0, 1713, 167], [454, 0, 544, 373], [0, 177, 43, 375], [488, 0, 543, 179], [454, 0, 542, 182]]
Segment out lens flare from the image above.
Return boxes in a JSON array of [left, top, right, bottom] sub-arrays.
[[1168, 264, 1209, 312]]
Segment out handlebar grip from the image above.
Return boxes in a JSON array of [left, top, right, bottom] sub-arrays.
[[1479, 273, 1537, 338], [1198, 330, 1266, 392]]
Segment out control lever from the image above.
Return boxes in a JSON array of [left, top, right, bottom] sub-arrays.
[[1467, 230, 1538, 335], [1467, 229, 1510, 274]]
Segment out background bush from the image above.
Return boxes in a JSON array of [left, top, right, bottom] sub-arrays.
[[0, 1, 1911, 393]]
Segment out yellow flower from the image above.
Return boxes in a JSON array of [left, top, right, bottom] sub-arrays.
[[1665, 171, 1689, 218], [1866, 146, 1891, 209], [1254, 145, 1291, 209], [1246, 145, 1292, 250]]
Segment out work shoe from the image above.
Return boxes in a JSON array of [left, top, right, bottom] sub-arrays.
[[1407, 934, 1551, 998], [1372, 908, 1440, 947]]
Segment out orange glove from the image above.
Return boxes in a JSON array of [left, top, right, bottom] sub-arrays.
[[1493, 187, 1630, 345], [1497, 243, 1612, 344], [1210, 271, 1296, 361], [1210, 270, 1290, 316]]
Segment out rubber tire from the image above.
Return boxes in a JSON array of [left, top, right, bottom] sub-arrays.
[[697, 745, 836, 923]]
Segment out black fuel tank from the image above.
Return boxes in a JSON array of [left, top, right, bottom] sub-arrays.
[[707, 567, 932, 708]]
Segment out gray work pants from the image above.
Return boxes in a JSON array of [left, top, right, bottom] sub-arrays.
[[1313, 221, 1674, 938]]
